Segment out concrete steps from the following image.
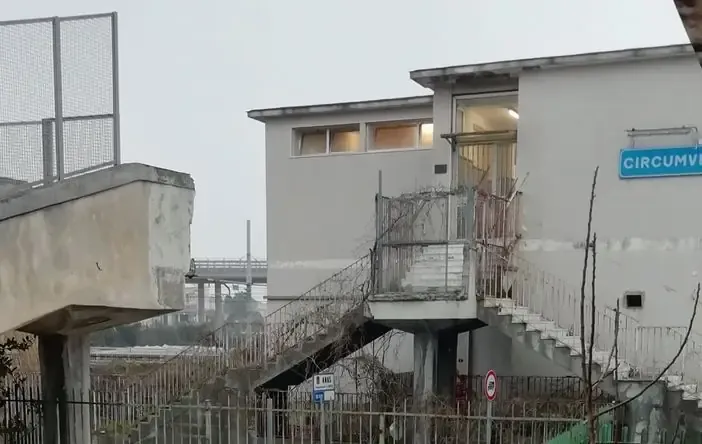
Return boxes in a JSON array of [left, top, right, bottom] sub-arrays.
[[478, 296, 702, 423], [401, 244, 466, 292]]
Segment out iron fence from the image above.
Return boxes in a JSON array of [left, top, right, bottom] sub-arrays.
[[0, 388, 644, 444], [0, 13, 120, 199]]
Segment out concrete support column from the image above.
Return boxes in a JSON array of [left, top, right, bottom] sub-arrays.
[[214, 281, 224, 330], [39, 333, 90, 444], [197, 282, 205, 323], [413, 329, 457, 444], [436, 330, 458, 402], [413, 330, 458, 402], [413, 331, 438, 404]]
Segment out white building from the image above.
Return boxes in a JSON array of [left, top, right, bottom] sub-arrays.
[[248, 43, 702, 382]]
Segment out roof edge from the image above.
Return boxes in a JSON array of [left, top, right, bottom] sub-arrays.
[[410, 44, 693, 88], [247, 95, 433, 122]]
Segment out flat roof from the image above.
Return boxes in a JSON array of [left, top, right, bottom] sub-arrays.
[[247, 95, 433, 122], [248, 44, 694, 122], [410, 43, 693, 87]]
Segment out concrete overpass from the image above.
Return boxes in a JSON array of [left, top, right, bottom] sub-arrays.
[[187, 258, 268, 284]]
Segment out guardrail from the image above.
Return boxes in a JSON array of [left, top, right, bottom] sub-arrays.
[[192, 258, 267, 270]]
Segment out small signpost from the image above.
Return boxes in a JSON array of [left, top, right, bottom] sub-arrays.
[[313, 373, 335, 444], [313, 373, 336, 404], [484, 370, 498, 444]]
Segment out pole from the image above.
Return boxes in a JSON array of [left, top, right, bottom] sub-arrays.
[[51, 17, 65, 180], [375, 170, 383, 292], [320, 401, 326, 444], [41, 119, 55, 185], [486, 399, 493, 444], [246, 219, 252, 298], [111, 12, 121, 165]]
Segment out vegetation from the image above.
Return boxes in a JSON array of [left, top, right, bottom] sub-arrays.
[[0, 333, 40, 441]]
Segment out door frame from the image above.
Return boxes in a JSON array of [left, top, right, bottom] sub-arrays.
[[449, 91, 518, 240]]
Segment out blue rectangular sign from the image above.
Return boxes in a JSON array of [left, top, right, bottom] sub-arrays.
[[620, 146, 702, 179]]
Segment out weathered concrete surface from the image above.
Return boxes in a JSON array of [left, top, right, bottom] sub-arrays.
[[39, 333, 92, 444], [0, 163, 195, 335]]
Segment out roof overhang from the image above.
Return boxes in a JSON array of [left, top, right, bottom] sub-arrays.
[[247, 95, 433, 123], [410, 44, 694, 88]]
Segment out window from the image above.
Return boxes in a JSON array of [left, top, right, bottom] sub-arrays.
[[369, 121, 433, 151], [296, 125, 361, 156]]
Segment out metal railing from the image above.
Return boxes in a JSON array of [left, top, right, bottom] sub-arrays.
[[375, 187, 522, 295], [0, 389, 639, 444], [192, 258, 268, 270], [0, 13, 120, 199], [114, 254, 372, 428], [477, 245, 702, 388]]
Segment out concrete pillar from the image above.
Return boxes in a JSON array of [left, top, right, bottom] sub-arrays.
[[214, 282, 224, 330], [39, 333, 90, 444], [413, 330, 458, 403], [413, 331, 438, 404], [436, 330, 458, 401], [413, 329, 457, 444], [197, 282, 205, 323]]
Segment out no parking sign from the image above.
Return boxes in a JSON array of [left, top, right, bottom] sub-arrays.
[[484, 369, 497, 401]]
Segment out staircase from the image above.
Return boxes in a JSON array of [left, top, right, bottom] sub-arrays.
[[108, 253, 390, 442], [400, 243, 465, 294], [475, 245, 702, 426]]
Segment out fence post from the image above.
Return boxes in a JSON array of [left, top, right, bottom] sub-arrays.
[[320, 401, 326, 444], [111, 12, 121, 165], [379, 413, 386, 444], [41, 119, 55, 185], [266, 397, 274, 444], [375, 170, 384, 292], [204, 399, 212, 441], [51, 17, 65, 181]]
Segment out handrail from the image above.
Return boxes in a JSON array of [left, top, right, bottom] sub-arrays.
[[192, 258, 268, 269], [118, 253, 372, 430]]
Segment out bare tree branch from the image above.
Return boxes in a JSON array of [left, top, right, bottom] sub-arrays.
[[594, 283, 700, 422], [579, 166, 598, 444], [593, 302, 620, 389], [587, 231, 598, 444]]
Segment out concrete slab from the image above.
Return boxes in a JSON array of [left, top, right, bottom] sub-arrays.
[[0, 163, 195, 335]]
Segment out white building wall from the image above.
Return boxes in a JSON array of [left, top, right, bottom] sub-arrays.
[[517, 55, 702, 329]]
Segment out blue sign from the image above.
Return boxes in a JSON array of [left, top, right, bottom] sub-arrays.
[[620, 145, 702, 179], [313, 390, 324, 404]]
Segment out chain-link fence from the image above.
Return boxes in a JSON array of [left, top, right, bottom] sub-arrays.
[[0, 13, 120, 196]]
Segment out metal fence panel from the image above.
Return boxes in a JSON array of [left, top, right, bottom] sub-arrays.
[[0, 388, 665, 444], [0, 13, 120, 198]]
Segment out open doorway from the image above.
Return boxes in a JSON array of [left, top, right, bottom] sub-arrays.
[[453, 94, 519, 198]]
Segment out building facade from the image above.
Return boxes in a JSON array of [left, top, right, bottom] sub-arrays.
[[249, 43, 702, 381]]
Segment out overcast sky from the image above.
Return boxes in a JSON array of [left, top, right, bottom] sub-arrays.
[[3, 0, 691, 259]]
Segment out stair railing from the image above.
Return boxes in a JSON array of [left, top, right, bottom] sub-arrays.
[[473, 187, 522, 251], [478, 246, 702, 389], [118, 253, 372, 428]]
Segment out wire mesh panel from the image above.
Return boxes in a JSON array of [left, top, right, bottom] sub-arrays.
[[59, 15, 117, 177], [0, 20, 55, 185], [0, 13, 120, 198]]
